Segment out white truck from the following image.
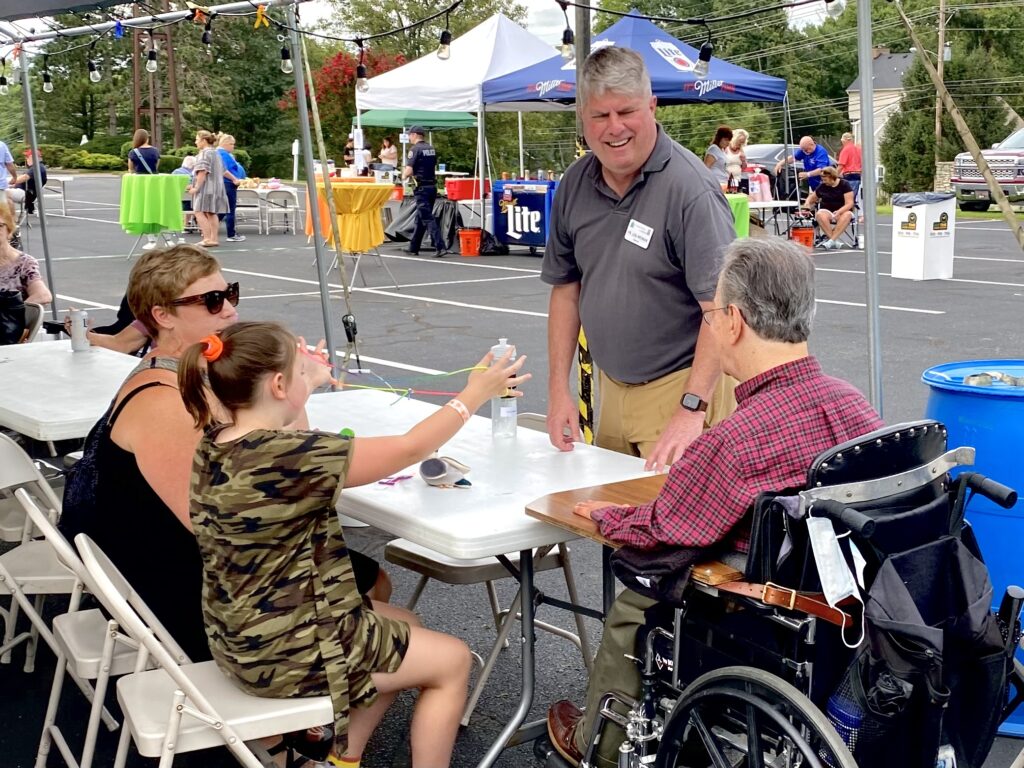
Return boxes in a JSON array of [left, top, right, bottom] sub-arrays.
[[950, 127, 1024, 211]]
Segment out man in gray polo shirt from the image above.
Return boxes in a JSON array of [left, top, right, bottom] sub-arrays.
[[543, 46, 736, 472]]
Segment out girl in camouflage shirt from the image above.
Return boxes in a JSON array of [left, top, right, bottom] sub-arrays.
[[179, 321, 528, 767]]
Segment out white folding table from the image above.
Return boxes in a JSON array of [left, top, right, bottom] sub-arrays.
[[0, 341, 137, 442], [748, 199, 801, 236], [306, 390, 650, 766]]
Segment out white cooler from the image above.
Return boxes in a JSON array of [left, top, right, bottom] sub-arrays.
[[890, 192, 957, 280]]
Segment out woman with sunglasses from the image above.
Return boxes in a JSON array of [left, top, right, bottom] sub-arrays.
[[64, 245, 388, 663]]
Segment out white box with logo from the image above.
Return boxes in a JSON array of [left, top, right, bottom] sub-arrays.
[[890, 193, 957, 280]]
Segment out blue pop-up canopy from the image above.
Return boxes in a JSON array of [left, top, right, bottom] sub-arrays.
[[483, 12, 787, 106]]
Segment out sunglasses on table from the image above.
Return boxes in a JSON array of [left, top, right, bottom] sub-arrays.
[[168, 282, 240, 314]]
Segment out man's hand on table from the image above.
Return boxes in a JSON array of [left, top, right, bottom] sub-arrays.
[[573, 500, 628, 520], [645, 407, 704, 472], [546, 391, 581, 451]]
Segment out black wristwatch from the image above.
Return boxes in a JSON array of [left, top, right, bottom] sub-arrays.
[[680, 393, 708, 413]]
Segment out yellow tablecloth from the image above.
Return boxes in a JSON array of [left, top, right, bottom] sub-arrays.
[[120, 174, 190, 235], [304, 183, 395, 252]]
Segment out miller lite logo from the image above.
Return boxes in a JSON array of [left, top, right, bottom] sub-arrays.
[[649, 40, 694, 72], [499, 196, 541, 240]]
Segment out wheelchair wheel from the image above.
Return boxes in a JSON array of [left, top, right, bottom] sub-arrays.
[[655, 666, 856, 768]]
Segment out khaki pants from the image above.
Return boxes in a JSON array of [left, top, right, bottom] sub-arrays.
[[596, 367, 737, 458]]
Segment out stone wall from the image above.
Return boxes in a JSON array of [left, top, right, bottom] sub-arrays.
[[934, 161, 954, 192]]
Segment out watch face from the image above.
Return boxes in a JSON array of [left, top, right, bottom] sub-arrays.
[[679, 393, 704, 411]]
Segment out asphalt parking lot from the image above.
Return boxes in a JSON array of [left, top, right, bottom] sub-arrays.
[[2, 174, 1023, 767]]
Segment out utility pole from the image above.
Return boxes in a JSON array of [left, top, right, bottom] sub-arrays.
[[574, 3, 591, 151], [934, 0, 946, 164], [895, 0, 1023, 250]]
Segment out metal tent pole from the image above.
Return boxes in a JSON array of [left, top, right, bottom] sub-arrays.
[[856, 0, 884, 414], [518, 111, 525, 178], [18, 47, 58, 320], [286, 3, 339, 363]]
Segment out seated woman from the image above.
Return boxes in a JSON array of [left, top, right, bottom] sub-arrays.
[[0, 203, 51, 343], [179, 321, 529, 766], [804, 166, 855, 250], [61, 246, 387, 664]]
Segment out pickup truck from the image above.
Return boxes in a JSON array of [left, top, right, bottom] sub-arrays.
[[950, 127, 1024, 211]]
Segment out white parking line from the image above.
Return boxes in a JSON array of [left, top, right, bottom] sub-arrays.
[[818, 265, 1024, 290], [815, 299, 943, 315], [56, 294, 119, 310], [59, 214, 121, 225], [386, 275, 538, 290]]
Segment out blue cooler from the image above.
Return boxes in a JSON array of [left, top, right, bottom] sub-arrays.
[[492, 180, 557, 251], [922, 359, 1024, 735]]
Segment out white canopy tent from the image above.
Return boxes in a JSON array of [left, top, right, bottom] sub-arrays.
[[356, 14, 556, 228]]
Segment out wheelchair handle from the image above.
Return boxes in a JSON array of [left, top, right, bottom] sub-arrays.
[[813, 499, 876, 539], [961, 472, 1018, 509]]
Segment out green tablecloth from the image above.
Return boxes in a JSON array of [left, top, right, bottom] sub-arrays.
[[726, 193, 750, 238], [120, 174, 190, 235]]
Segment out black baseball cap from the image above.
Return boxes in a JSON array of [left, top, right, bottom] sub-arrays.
[[408, 125, 426, 136]]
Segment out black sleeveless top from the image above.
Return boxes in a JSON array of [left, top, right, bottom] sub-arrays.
[[89, 358, 210, 662]]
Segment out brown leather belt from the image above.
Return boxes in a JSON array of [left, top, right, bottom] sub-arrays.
[[714, 580, 854, 629]]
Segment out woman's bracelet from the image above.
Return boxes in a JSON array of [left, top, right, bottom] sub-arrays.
[[445, 398, 470, 424]]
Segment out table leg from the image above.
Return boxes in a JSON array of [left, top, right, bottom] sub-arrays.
[[477, 549, 535, 768], [126, 234, 147, 260], [602, 544, 615, 617]]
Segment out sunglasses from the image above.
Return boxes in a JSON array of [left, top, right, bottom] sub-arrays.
[[169, 282, 240, 314]]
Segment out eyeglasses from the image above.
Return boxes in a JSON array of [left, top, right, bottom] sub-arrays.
[[701, 306, 730, 326], [169, 282, 240, 314]]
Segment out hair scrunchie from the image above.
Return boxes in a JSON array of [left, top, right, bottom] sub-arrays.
[[201, 334, 223, 362]]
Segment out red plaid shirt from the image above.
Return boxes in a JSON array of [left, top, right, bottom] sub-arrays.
[[592, 356, 882, 551]]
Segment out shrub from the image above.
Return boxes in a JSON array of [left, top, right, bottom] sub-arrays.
[[164, 146, 197, 159], [61, 150, 86, 168], [158, 155, 186, 173], [233, 148, 252, 169], [77, 152, 124, 171], [120, 140, 134, 160], [84, 135, 131, 156]]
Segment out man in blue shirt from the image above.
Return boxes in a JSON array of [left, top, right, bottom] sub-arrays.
[[775, 135, 830, 191], [402, 126, 448, 257]]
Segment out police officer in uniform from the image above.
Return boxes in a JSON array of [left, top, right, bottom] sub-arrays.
[[402, 126, 448, 257]]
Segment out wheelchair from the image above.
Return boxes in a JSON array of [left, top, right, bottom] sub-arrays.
[[540, 420, 1023, 768]]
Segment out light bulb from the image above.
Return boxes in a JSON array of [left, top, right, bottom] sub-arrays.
[[356, 64, 369, 93], [694, 41, 713, 78], [280, 46, 293, 75], [437, 29, 452, 60], [825, 0, 844, 19], [146, 49, 158, 73], [88, 60, 101, 83], [560, 28, 575, 59], [42, 72, 53, 93]]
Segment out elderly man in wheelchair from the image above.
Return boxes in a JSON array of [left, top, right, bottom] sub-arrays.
[[541, 238, 1022, 768]]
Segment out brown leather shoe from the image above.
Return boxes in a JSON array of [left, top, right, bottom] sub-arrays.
[[547, 699, 584, 766]]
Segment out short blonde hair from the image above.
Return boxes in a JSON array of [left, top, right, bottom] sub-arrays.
[[841, 132, 854, 142], [218, 134, 235, 147], [0, 203, 16, 234], [196, 130, 217, 147], [820, 165, 840, 180], [127, 245, 221, 337]]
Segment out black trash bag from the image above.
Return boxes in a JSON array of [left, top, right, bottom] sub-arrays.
[[478, 229, 508, 256], [384, 197, 462, 249], [0, 289, 27, 345]]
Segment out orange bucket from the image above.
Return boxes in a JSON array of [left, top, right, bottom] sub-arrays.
[[458, 228, 482, 257], [789, 221, 815, 250], [390, 185, 404, 202]]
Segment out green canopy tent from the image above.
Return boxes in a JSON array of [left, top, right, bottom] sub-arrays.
[[356, 109, 477, 131]]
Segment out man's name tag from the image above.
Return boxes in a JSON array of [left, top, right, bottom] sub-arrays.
[[624, 218, 654, 249]]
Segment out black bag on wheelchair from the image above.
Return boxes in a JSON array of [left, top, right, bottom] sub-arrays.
[[826, 535, 1006, 768]]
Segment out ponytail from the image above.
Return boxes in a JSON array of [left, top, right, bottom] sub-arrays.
[[179, 341, 215, 429], [177, 322, 298, 429]]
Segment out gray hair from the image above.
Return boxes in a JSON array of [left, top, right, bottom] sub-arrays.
[[718, 239, 816, 343], [578, 47, 652, 109]]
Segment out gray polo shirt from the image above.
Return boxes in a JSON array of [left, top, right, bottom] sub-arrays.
[[542, 127, 735, 383]]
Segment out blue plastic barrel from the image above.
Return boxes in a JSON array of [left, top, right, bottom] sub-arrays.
[[922, 359, 1024, 735]]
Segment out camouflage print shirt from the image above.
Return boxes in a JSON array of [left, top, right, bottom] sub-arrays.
[[190, 429, 410, 752]]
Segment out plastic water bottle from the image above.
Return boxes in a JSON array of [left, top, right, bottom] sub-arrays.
[[69, 308, 90, 352], [825, 692, 863, 752], [489, 338, 517, 439]]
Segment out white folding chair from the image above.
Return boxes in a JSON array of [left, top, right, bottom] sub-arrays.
[[22, 301, 44, 342], [75, 534, 334, 768], [0, 433, 75, 671], [263, 189, 298, 235], [233, 189, 264, 235], [17, 490, 144, 768], [383, 412, 593, 726]]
